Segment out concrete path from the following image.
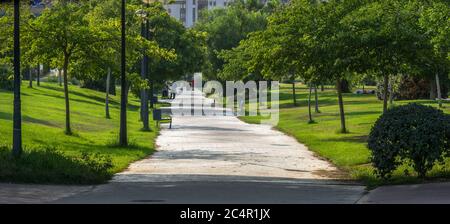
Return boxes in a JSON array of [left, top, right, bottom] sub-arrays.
[[54, 90, 368, 203], [115, 90, 340, 181]]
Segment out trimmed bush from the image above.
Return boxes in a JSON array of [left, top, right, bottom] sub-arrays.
[[368, 103, 450, 178]]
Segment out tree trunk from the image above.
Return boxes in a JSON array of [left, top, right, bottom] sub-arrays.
[[436, 73, 442, 108], [292, 82, 297, 106], [36, 64, 40, 86], [321, 84, 324, 92], [119, 0, 128, 146], [383, 74, 389, 113], [63, 55, 71, 135], [150, 81, 154, 109], [58, 69, 62, 86], [12, 0, 22, 157], [314, 85, 320, 113], [105, 67, 111, 119], [146, 19, 154, 110], [336, 79, 347, 133], [308, 84, 313, 123]]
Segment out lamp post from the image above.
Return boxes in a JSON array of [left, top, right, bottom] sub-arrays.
[[119, 0, 127, 146], [12, 0, 22, 156]]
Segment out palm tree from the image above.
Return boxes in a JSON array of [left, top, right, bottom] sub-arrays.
[[12, 0, 22, 156]]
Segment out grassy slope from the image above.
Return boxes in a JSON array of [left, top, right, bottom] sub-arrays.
[[240, 83, 450, 187], [0, 81, 157, 175]]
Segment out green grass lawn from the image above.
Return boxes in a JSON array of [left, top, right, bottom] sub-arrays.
[[0, 81, 159, 184], [240, 83, 450, 188]]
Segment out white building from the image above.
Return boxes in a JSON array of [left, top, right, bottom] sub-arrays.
[[164, 0, 234, 27], [164, 0, 199, 28]]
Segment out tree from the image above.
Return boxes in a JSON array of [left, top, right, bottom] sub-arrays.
[[341, 0, 431, 112], [195, 1, 267, 80], [221, 0, 366, 132], [27, 2, 100, 135], [419, 1, 450, 107]]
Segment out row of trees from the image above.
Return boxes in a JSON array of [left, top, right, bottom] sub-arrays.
[[0, 0, 206, 155], [217, 0, 449, 133]]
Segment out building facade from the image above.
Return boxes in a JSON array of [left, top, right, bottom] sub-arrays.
[[164, 0, 234, 27], [164, 0, 199, 28]]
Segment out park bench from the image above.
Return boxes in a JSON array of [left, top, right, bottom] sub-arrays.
[[153, 108, 172, 129]]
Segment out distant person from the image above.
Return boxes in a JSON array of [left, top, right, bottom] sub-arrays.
[[170, 82, 177, 99]]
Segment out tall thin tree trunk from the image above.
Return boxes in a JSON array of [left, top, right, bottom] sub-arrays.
[[12, 0, 22, 157], [321, 84, 324, 91], [150, 81, 154, 109], [63, 55, 71, 135], [292, 82, 297, 106], [119, 0, 128, 146], [436, 73, 442, 108], [28, 67, 32, 88], [36, 64, 40, 86], [146, 19, 154, 110], [314, 85, 320, 113], [383, 74, 389, 113], [336, 79, 347, 133], [308, 84, 313, 123], [105, 67, 111, 119], [58, 69, 62, 86]]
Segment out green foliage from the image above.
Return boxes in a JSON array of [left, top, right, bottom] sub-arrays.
[[147, 4, 206, 83], [0, 145, 113, 184], [195, 2, 268, 80], [368, 103, 450, 178], [419, 1, 450, 61]]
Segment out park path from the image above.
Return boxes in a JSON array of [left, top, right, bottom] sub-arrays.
[[113, 89, 341, 182]]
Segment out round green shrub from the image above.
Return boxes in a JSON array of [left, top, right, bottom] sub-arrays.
[[368, 103, 450, 179]]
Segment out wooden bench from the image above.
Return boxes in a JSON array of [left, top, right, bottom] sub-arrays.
[[153, 109, 172, 129]]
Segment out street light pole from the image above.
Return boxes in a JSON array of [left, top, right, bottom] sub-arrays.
[[12, 0, 22, 156], [119, 0, 128, 146]]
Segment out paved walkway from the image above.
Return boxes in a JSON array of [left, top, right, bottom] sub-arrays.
[[54, 90, 366, 203], [114, 90, 340, 182]]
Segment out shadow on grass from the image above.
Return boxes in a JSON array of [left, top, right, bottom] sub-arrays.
[[0, 145, 113, 185], [322, 135, 368, 144]]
